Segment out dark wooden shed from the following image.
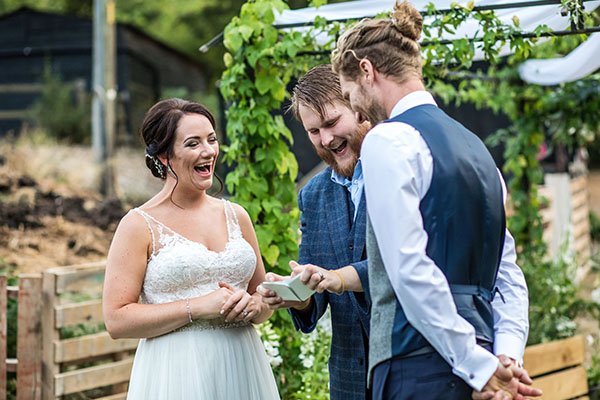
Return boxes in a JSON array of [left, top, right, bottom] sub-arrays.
[[0, 7, 207, 139]]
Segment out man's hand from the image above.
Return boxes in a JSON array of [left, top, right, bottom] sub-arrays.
[[290, 261, 343, 294], [472, 357, 518, 400], [473, 355, 542, 400], [255, 271, 312, 310]]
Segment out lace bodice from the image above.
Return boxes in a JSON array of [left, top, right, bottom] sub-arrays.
[[133, 200, 257, 305]]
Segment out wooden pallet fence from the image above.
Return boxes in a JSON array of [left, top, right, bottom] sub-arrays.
[[41, 262, 138, 400], [0, 274, 44, 400], [523, 335, 589, 400], [570, 175, 591, 261]]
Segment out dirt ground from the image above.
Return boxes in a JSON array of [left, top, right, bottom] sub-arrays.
[[0, 138, 161, 274]]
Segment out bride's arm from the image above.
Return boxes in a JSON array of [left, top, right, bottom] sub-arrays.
[[102, 212, 233, 339], [221, 203, 273, 325]]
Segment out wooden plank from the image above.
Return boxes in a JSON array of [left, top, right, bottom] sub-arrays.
[[0, 275, 7, 400], [571, 190, 588, 210], [539, 206, 553, 224], [55, 332, 138, 363], [523, 335, 585, 377], [530, 366, 588, 400], [41, 272, 60, 400], [0, 83, 44, 93], [570, 176, 587, 194], [97, 393, 127, 400], [6, 359, 17, 373], [7, 286, 18, 300], [50, 261, 106, 295], [0, 110, 28, 120], [573, 219, 590, 241], [54, 358, 133, 396], [572, 203, 589, 225], [55, 299, 103, 328], [17, 274, 43, 400]]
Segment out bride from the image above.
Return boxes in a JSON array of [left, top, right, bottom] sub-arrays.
[[102, 98, 280, 399]]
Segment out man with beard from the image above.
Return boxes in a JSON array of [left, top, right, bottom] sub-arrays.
[[257, 64, 372, 399], [328, 1, 541, 399]]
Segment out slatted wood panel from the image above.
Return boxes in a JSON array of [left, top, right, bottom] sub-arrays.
[[54, 300, 103, 328], [17, 275, 43, 400], [524, 336, 589, 400], [530, 366, 588, 400], [42, 272, 60, 400], [54, 358, 133, 396], [43, 262, 136, 399], [570, 175, 591, 260], [97, 393, 127, 400], [54, 332, 138, 363], [47, 262, 106, 295], [523, 335, 585, 376]]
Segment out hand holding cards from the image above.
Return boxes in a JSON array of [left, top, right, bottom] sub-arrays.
[[261, 274, 315, 302]]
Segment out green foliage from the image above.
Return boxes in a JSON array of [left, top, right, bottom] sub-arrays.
[[221, 0, 332, 393], [591, 211, 600, 242], [28, 64, 90, 144]]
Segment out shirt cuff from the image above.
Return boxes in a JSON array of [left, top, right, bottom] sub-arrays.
[[452, 344, 499, 391], [494, 333, 525, 365]]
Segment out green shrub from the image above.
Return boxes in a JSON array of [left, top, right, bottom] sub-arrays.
[[28, 64, 90, 144]]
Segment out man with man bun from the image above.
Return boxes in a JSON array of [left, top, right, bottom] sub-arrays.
[[330, 1, 541, 399]]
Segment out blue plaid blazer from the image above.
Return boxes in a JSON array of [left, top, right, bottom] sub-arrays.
[[289, 166, 370, 400]]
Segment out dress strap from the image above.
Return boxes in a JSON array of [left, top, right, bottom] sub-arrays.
[[132, 208, 157, 257], [223, 200, 242, 240]]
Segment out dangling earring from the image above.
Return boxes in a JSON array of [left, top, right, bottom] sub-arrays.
[[146, 154, 166, 178]]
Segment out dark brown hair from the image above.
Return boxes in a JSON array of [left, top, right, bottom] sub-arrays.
[[141, 98, 223, 195], [290, 64, 351, 123], [331, 1, 423, 84]]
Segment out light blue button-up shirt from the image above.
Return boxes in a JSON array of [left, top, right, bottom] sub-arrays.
[[331, 160, 364, 221]]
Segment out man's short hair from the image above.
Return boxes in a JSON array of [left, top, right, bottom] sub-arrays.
[[290, 64, 351, 123]]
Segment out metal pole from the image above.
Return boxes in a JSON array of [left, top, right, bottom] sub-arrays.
[[104, 0, 117, 199], [92, 0, 117, 198], [92, 0, 105, 169]]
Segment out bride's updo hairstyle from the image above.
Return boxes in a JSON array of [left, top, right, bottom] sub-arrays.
[[141, 98, 216, 179], [331, 0, 423, 84]]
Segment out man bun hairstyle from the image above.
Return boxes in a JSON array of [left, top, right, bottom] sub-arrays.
[[331, 0, 423, 84], [392, 0, 423, 42]]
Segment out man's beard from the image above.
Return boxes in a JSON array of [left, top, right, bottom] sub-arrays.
[[315, 122, 370, 178], [357, 85, 388, 126]]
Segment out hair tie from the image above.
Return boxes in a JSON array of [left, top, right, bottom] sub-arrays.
[[146, 142, 159, 156]]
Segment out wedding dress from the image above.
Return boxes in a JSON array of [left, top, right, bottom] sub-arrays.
[[126, 200, 280, 399]]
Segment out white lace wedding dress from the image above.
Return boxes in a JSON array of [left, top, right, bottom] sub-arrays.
[[126, 200, 280, 400]]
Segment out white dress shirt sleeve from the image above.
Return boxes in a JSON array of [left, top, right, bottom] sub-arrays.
[[492, 170, 530, 363], [361, 123, 499, 391]]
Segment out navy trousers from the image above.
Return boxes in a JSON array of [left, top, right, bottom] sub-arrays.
[[372, 351, 472, 400]]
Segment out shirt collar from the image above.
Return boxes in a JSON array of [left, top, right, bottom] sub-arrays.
[[389, 90, 437, 118], [330, 159, 363, 187]]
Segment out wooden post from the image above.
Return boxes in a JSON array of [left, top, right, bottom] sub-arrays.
[[41, 272, 59, 400], [17, 274, 43, 400], [0, 275, 7, 400]]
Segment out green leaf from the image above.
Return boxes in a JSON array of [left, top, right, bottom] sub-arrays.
[[263, 244, 280, 266]]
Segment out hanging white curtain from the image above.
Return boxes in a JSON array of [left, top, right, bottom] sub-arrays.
[[518, 32, 600, 85]]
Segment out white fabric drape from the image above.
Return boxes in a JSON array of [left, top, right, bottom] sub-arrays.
[[518, 32, 600, 84], [274, 0, 600, 62]]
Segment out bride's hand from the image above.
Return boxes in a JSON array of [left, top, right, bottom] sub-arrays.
[[198, 286, 234, 319], [219, 282, 258, 322]]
